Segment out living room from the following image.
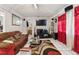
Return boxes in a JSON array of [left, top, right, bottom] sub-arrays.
[[0, 4, 58, 55], [0, 4, 79, 55]]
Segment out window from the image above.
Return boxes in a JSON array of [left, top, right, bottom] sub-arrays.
[[0, 16, 3, 32], [0, 16, 3, 25], [12, 14, 21, 26]]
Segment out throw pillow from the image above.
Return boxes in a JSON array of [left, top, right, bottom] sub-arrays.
[[14, 34, 21, 40], [9, 37, 16, 42], [1, 33, 9, 39], [3, 37, 16, 43], [3, 40, 14, 43]]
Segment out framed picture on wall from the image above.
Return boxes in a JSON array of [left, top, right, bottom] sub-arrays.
[[12, 14, 21, 26]]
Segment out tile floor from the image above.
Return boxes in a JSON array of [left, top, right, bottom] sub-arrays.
[[49, 38, 77, 55], [17, 38, 77, 55]]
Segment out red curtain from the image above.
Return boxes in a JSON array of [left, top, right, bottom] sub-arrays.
[[58, 13, 66, 44], [74, 6, 79, 53]]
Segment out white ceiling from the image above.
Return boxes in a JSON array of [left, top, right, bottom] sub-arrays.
[[0, 4, 68, 17]]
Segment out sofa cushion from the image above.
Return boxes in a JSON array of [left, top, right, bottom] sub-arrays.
[[0, 33, 9, 40], [0, 36, 4, 42], [3, 40, 13, 43], [0, 42, 10, 48], [14, 34, 21, 40], [9, 37, 16, 41], [7, 32, 16, 37]]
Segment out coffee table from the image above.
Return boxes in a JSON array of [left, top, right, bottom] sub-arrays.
[[30, 38, 41, 48]]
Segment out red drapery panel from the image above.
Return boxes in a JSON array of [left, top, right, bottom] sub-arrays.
[[58, 13, 66, 44], [74, 6, 79, 53]]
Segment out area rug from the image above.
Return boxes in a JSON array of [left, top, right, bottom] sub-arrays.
[[31, 40, 61, 55], [18, 40, 61, 55]]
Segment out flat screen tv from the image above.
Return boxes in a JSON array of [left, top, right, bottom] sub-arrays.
[[36, 20, 47, 26]]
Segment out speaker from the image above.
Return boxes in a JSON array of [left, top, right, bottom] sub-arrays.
[[55, 18, 57, 23], [65, 5, 73, 12], [23, 19, 25, 21], [52, 18, 54, 20]]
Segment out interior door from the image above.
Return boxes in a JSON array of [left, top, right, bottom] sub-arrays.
[[74, 6, 79, 53], [58, 13, 66, 44]]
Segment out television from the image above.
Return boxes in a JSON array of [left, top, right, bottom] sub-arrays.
[[36, 20, 47, 26]]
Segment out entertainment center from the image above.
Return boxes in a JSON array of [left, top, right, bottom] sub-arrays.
[[35, 19, 51, 38]]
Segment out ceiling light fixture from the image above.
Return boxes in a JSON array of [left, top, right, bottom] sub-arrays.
[[33, 4, 38, 9]]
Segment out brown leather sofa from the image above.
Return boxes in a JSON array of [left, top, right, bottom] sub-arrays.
[[0, 31, 28, 55]]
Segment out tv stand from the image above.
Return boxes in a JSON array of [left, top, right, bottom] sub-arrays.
[[36, 29, 51, 38]]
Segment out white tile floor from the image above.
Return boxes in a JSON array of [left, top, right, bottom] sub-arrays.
[[17, 39, 31, 55], [17, 38, 77, 55], [49, 38, 77, 55]]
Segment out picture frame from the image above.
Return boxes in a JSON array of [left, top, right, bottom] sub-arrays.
[[12, 14, 21, 26]]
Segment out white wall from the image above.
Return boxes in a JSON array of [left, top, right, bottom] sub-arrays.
[[0, 7, 52, 35], [0, 7, 23, 32], [21, 19, 27, 34], [4, 12, 22, 32], [53, 17, 58, 33], [52, 8, 65, 33]]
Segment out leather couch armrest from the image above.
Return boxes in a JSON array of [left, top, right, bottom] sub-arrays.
[[0, 42, 10, 49], [7, 43, 15, 55], [0, 43, 15, 55]]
